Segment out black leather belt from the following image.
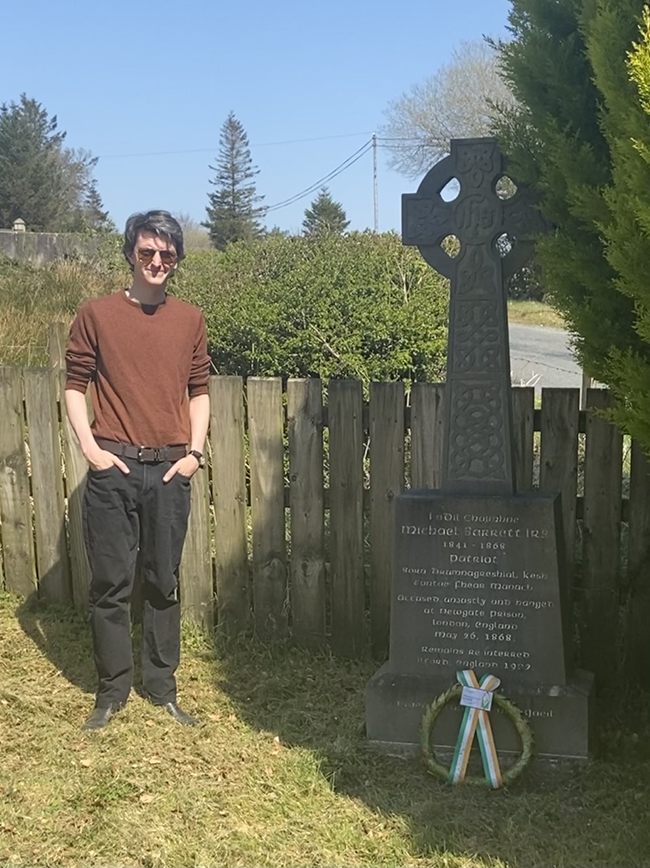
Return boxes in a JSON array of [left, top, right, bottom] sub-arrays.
[[96, 438, 187, 464]]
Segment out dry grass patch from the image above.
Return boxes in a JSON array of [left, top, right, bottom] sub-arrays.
[[508, 301, 566, 329], [2, 591, 650, 867], [0, 257, 123, 365]]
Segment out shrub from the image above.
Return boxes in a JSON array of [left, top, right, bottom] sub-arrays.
[[1, 232, 450, 384], [175, 232, 448, 385]]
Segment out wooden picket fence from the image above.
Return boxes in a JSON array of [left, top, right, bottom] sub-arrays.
[[1, 350, 650, 690]]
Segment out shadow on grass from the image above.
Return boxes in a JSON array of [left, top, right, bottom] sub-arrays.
[[9, 588, 650, 867], [213, 635, 650, 868], [15, 591, 150, 705], [15, 592, 96, 695], [14, 547, 147, 702]]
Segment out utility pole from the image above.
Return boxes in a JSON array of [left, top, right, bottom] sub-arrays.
[[372, 133, 379, 232]]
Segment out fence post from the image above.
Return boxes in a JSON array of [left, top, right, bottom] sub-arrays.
[[48, 322, 68, 402], [512, 386, 535, 492], [59, 369, 91, 611], [540, 388, 580, 582], [369, 382, 404, 659], [211, 376, 250, 637], [329, 379, 365, 657], [287, 378, 326, 649], [0, 367, 37, 595], [23, 367, 70, 603], [625, 441, 650, 686], [248, 377, 287, 637], [410, 383, 444, 489], [582, 389, 622, 690], [180, 466, 213, 631], [580, 370, 593, 410]]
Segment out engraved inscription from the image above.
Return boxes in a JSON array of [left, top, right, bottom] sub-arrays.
[[391, 496, 567, 687]]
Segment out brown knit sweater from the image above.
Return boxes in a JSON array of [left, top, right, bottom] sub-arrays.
[[65, 290, 210, 448]]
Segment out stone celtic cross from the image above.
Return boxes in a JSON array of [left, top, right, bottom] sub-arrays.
[[403, 137, 547, 496]]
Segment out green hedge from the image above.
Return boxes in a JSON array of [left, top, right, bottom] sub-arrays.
[[2, 232, 449, 383], [175, 232, 448, 384]]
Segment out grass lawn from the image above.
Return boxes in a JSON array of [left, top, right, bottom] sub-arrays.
[[507, 301, 566, 329], [1, 591, 650, 868]]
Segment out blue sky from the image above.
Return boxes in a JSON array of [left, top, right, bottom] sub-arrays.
[[3, 0, 513, 235]]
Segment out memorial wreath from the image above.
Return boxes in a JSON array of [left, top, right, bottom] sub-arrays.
[[420, 671, 534, 788]]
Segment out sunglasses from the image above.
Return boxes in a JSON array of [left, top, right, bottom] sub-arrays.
[[136, 247, 177, 266]]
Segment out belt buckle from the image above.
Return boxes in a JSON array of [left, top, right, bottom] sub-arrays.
[[137, 446, 158, 463]]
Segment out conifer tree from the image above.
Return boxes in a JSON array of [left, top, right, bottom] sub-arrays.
[[495, 1, 648, 433], [80, 179, 115, 233], [495, 0, 650, 686], [586, 2, 650, 445], [203, 112, 265, 249], [0, 95, 108, 231], [302, 188, 349, 237]]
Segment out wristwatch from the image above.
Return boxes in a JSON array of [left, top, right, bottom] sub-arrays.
[[189, 450, 205, 468]]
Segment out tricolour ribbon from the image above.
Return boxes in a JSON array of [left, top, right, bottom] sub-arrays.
[[448, 670, 503, 789]]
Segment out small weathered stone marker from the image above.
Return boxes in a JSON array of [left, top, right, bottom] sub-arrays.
[[366, 138, 593, 761]]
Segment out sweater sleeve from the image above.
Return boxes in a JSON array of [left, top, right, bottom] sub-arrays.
[[188, 313, 210, 398], [65, 303, 97, 393]]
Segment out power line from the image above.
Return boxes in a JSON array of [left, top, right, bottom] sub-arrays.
[[376, 139, 438, 147], [97, 131, 373, 160], [265, 140, 373, 213], [265, 140, 371, 211], [96, 132, 378, 221]]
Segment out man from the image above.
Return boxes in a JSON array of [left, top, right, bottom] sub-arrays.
[[65, 210, 210, 731]]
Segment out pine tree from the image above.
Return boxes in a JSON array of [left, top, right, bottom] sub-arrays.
[[302, 188, 350, 237], [0, 95, 67, 229], [0, 95, 107, 231], [203, 112, 265, 249], [80, 179, 115, 233]]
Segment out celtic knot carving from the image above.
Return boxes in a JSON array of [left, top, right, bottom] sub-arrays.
[[456, 142, 498, 189], [457, 245, 498, 295], [403, 199, 450, 244], [454, 194, 500, 244], [447, 384, 506, 481], [453, 302, 502, 374], [402, 139, 550, 493]]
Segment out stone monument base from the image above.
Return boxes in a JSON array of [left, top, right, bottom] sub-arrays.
[[366, 664, 594, 761]]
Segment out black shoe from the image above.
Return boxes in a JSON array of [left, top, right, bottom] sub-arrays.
[[82, 703, 122, 731], [158, 701, 200, 727]]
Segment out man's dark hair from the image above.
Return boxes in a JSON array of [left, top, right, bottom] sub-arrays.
[[122, 210, 185, 268]]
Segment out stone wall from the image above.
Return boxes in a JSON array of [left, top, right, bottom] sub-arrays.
[[0, 230, 101, 266]]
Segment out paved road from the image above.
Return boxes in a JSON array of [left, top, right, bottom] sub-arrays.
[[508, 323, 581, 390]]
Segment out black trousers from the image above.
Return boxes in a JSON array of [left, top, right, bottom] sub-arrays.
[[83, 459, 192, 707]]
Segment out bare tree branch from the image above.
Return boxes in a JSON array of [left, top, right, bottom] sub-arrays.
[[380, 40, 517, 178]]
